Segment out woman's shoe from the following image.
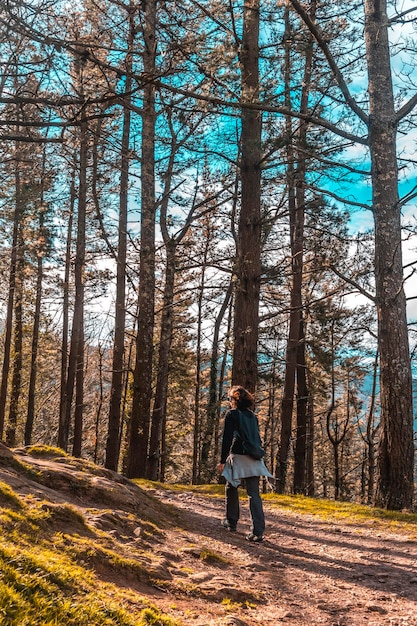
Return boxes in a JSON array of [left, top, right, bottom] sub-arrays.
[[221, 519, 237, 532], [246, 532, 263, 542]]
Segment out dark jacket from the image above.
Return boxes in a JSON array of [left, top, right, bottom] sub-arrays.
[[220, 408, 262, 463]]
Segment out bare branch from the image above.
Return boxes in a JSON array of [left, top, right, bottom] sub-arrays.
[[288, 0, 369, 126], [396, 93, 417, 124], [0, 134, 61, 142], [327, 263, 375, 302]]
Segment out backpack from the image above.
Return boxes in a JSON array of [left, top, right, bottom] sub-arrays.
[[235, 410, 266, 460]]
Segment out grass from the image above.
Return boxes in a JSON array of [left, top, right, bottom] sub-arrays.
[[262, 492, 417, 533], [3, 448, 417, 625], [138, 481, 417, 537], [136, 480, 224, 497], [0, 484, 181, 625], [0, 525, 181, 625], [199, 548, 229, 566], [0, 481, 25, 509], [24, 445, 68, 459]]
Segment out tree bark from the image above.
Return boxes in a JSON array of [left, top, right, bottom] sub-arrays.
[[25, 204, 46, 445], [201, 281, 233, 481], [364, 0, 414, 510], [105, 2, 134, 472], [147, 240, 176, 481], [277, 2, 306, 492], [127, 0, 157, 478], [0, 148, 21, 439], [291, 1, 315, 495], [231, 0, 261, 394], [57, 173, 75, 451], [193, 223, 211, 484], [366, 350, 378, 504], [71, 112, 88, 458], [293, 318, 309, 493], [6, 226, 23, 448], [276, 176, 297, 488], [305, 366, 315, 496]]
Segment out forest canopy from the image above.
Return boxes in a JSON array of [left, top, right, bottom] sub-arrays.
[[0, 0, 416, 510]]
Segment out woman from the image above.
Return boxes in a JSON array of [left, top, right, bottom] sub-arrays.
[[217, 385, 272, 542]]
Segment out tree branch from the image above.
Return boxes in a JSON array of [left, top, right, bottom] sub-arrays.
[[288, 0, 369, 126], [0, 134, 61, 143], [396, 92, 417, 124], [327, 263, 375, 302]]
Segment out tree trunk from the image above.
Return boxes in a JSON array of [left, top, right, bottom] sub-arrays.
[[364, 0, 414, 510], [71, 113, 88, 458], [265, 341, 279, 476], [147, 241, 176, 481], [193, 225, 211, 484], [293, 318, 309, 493], [6, 235, 23, 448], [231, 0, 261, 394], [127, 0, 157, 478], [0, 152, 21, 440], [366, 351, 378, 504], [105, 2, 134, 471], [57, 173, 75, 451], [94, 344, 105, 464], [201, 281, 233, 481], [305, 367, 315, 496], [215, 296, 233, 460], [24, 205, 45, 445], [291, 0, 315, 496], [276, 4, 299, 492], [278, 0, 314, 495]]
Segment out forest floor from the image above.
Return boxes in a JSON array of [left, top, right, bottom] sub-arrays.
[[1, 444, 417, 626], [147, 486, 417, 626]]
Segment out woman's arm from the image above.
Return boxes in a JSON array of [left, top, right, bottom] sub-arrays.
[[220, 409, 236, 463]]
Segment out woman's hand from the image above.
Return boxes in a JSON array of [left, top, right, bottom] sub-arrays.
[[216, 463, 225, 474]]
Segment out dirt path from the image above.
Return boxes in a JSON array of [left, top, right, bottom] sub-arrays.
[[150, 488, 417, 626], [2, 445, 415, 626]]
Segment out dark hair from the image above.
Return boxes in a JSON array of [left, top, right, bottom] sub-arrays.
[[228, 385, 255, 410]]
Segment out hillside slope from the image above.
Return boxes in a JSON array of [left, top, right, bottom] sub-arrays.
[[0, 443, 416, 625]]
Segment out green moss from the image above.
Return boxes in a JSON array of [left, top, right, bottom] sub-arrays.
[[0, 482, 181, 625], [135, 481, 224, 498], [137, 607, 181, 625], [263, 493, 417, 534], [25, 445, 68, 459], [39, 502, 89, 530], [6, 457, 43, 482], [0, 534, 180, 625], [139, 481, 417, 537], [199, 549, 229, 566], [0, 481, 25, 509]]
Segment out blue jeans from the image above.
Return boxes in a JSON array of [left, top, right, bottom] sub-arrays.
[[225, 475, 265, 537]]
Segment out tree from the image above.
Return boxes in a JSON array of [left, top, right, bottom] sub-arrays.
[[127, 0, 157, 478], [276, 1, 315, 494], [232, 0, 262, 394], [359, 349, 379, 504], [69, 105, 88, 458], [6, 156, 24, 447], [57, 171, 75, 450], [0, 149, 21, 440], [289, 0, 415, 509], [105, 0, 135, 472], [24, 159, 52, 445], [0, 0, 416, 501], [201, 280, 233, 481], [364, 0, 414, 510]]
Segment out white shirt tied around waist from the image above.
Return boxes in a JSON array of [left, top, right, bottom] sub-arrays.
[[222, 453, 273, 488]]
